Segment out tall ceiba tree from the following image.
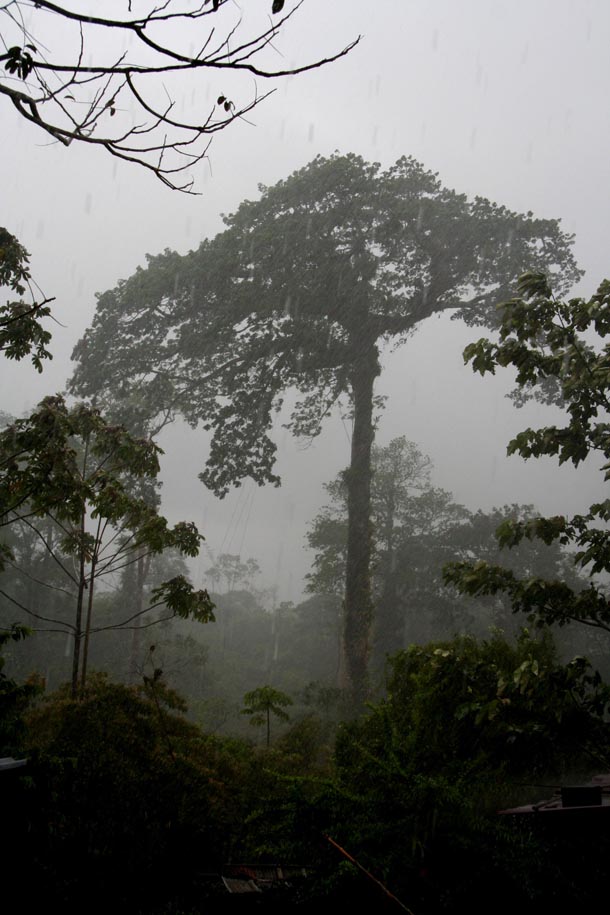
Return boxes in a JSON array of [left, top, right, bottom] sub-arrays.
[[71, 154, 580, 701]]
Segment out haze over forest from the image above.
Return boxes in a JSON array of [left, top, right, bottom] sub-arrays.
[[5, 4, 610, 911], [2, 0, 608, 603]]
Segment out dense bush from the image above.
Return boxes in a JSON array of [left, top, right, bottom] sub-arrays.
[[326, 631, 610, 912], [17, 675, 258, 911]]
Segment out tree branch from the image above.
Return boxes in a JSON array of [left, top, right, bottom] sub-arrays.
[[0, 1, 360, 191], [0, 586, 75, 629]]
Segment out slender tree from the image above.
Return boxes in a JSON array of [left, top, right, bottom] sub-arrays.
[[206, 553, 261, 593], [70, 154, 580, 702], [0, 396, 214, 695], [241, 684, 292, 747]]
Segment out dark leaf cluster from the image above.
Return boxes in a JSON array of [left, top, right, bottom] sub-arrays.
[[0, 227, 53, 371]]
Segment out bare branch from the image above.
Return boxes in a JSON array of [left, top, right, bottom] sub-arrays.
[[92, 600, 174, 632], [96, 612, 176, 632], [3, 557, 74, 598], [1, 1, 359, 191], [13, 513, 80, 585], [0, 585, 75, 629]]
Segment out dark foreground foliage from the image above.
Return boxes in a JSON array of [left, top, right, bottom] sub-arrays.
[[6, 674, 259, 912], [3, 632, 610, 914]]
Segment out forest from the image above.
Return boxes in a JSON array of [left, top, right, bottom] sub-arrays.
[[2, 2, 610, 913]]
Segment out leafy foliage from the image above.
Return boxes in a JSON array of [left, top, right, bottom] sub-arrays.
[[446, 274, 610, 634], [242, 684, 293, 746], [179, 588, 343, 735], [0, 622, 39, 755], [0, 396, 213, 695], [0, 226, 52, 370], [327, 631, 610, 912], [21, 674, 259, 911], [372, 632, 609, 777], [6, 625, 609, 913]]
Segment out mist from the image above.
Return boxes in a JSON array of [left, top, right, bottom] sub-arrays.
[[3, 0, 608, 603], [4, 5, 610, 909]]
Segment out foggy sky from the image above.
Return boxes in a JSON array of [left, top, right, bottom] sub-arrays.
[[1, 0, 609, 601]]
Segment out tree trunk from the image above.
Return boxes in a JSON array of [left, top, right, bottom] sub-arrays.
[[372, 490, 401, 670], [71, 511, 87, 699], [79, 555, 97, 690], [129, 550, 147, 683], [71, 437, 90, 699], [71, 588, 84, 699], [343, 342, 380, 705]]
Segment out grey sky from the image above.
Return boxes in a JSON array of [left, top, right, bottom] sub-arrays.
[[2, 0, 609, 600]]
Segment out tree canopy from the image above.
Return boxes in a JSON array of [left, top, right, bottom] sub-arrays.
[[71, 153, 581, 700]]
